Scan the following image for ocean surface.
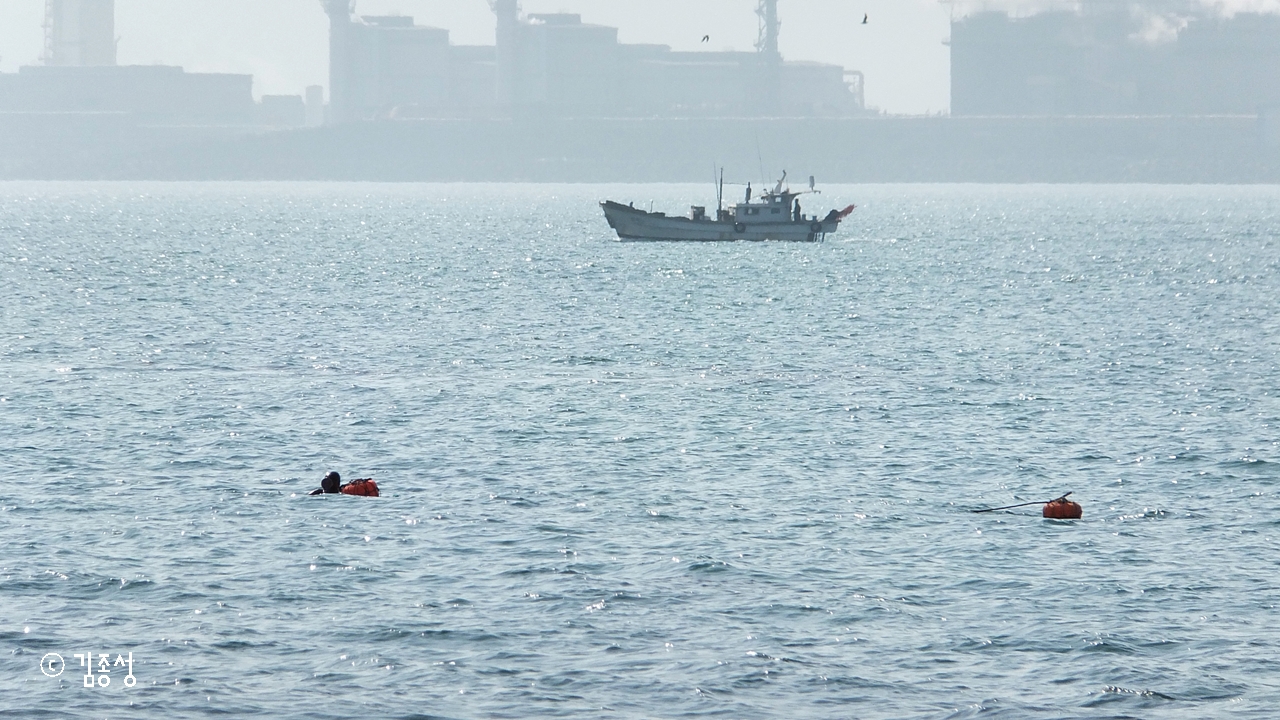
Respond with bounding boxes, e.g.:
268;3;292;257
2;182;1278;719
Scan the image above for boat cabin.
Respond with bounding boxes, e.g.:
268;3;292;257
683;173;821;226
733;190;806;223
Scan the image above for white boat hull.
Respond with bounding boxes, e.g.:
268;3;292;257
601;201;847;242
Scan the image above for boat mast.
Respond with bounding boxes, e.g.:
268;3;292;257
716;167;724;216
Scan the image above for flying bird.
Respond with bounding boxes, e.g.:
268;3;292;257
862;14;869;24
702;34;710;43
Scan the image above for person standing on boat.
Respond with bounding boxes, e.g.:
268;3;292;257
793;198;802;222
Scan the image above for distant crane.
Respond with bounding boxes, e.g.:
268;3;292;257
754;0;782;111
755;0;780;64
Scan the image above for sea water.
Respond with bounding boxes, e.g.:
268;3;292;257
2;182;1278;718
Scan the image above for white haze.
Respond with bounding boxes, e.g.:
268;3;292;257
2;0;1273;114
950;0;1280;15
0;0;951;115
1198;0;1280;15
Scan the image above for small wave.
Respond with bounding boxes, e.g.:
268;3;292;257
551;355;615;365
212;639;277;650
1101;685;1177;700
1083;639;1138;655
533;523;577;534
113;578;156;593
684;558;735;573
1116;509;1170;521
415;629;501;644
1220;457;1273;469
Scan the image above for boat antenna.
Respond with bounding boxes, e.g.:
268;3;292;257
717;166;724;214
713;163;718;211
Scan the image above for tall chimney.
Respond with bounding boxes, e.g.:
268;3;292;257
320;0;355;124
45;0;116;67
493;0;519;110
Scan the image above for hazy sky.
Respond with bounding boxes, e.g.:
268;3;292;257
0;1;953;114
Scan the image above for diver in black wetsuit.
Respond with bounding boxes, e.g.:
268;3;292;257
308;471;341;495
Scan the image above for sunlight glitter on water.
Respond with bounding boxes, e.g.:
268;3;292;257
2;182;1279;718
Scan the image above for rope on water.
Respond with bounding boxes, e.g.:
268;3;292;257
972;492;1072;513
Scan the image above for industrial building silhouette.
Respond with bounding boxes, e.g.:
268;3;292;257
3;1;864;126
952;5;1280;117
319;0;864;122
1;0;1279;181
1;0;259;124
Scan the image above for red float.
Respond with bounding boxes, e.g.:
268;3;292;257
1042;497;1082;519
340;478;380;497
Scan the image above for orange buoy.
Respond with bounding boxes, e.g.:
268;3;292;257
340;478;380;497
1043;497;1082;519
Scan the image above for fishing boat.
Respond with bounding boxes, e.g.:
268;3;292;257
600;172;855;242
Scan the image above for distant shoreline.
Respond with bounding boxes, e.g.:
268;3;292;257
3;114;1278;184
